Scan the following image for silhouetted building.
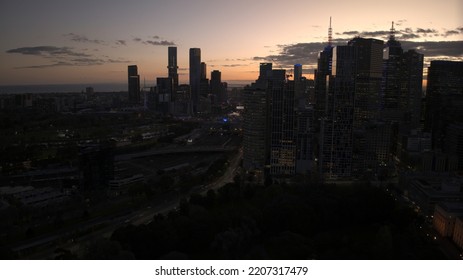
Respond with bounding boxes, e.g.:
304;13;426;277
314;18;334;121
296;103;314;174
156;77;173;115
382;23;424;132
425;60;463;149
79;144;114;191
269;70;296;176
189;48;201;114
243;63;273;173
211;70;226;105
294;64;303;99
243;85;269;172
244;63;314;177
167;46;179;92
201;62;207;80
128;65;141;105
446;123;463;171
319;37;385;179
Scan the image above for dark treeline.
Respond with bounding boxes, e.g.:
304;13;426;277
79;181;445;260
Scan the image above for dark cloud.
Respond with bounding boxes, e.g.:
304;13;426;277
144;40;175;46
340;31;359;36
6;46;90;57
395;20;407;26
220;64;248;68
6;45;132;68
401;41;463;58
445;30;460;36
15;62;73;69
399;33;420;40
416;28;438;34
361;30;390;37
64;33;105;44
132;36;176;46
116;40;127;46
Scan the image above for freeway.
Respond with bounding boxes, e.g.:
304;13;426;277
20;148;242;259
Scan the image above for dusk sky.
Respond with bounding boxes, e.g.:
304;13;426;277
1;0;462;85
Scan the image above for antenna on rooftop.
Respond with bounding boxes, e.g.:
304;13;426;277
390;21;396;40
328;17;333;46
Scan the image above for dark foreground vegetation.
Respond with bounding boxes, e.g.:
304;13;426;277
79;181;444;260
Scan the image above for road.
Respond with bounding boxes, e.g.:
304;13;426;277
22;148;243;259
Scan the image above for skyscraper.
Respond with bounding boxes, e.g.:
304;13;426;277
156;77;173;115
319;37;385;179
167;46;179;91
314;18;334;121
200;62;207;80
425;60;463;149
243;63;273;173
382;23;424;131
128;65;140;105
211;70;222;104
294;64;303;99
269;70;296;176
189;48;201;113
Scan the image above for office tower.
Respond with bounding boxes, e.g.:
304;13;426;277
348;37;383;129
314;18;334;121
318;37;385;179
294;64;303;99
381;23;404;122
167;46;179;91
156;77;173;115
320;45;356;179
401;50;424;130
296;103;314;174
382;23;424;131
446;123;463;171
201;62;207;80
425;61;463;149
243;86;269;172
258;63;273;83
269;70;296;176
128;65;140;105
243;63;273;173
211;70;222;104
189;48;201;113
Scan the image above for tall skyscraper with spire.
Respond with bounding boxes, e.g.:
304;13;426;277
314;17;334;121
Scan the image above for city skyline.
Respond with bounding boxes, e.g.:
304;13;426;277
1;0;462;85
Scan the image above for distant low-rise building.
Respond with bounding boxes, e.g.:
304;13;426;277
453;216;463;250
433;202;463;237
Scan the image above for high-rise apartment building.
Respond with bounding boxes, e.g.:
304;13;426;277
128;65;140;105
156;77;173;115
167;47;179;91
189;48;201;113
